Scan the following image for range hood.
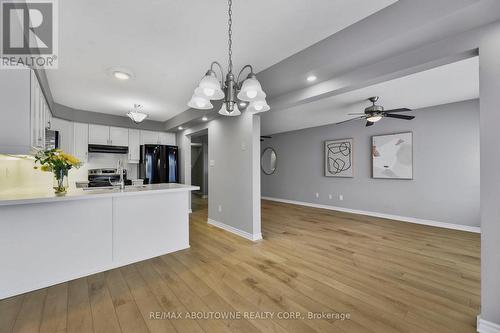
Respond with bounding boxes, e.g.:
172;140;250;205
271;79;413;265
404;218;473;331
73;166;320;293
88;144;129;154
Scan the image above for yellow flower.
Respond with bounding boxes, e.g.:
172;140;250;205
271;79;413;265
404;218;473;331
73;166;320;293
59;152;80;166
40;165;51;172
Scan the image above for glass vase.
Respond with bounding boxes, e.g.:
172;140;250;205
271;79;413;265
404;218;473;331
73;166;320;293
53;169;68;195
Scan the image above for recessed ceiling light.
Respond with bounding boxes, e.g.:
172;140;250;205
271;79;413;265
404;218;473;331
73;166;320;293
108;67;134;81
178;126;184;130
307;75;317;82
113;71;131;80
202;116;208;121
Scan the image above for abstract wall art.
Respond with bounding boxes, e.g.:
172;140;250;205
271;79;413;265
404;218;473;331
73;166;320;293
372;132;413;179
325;138;353;177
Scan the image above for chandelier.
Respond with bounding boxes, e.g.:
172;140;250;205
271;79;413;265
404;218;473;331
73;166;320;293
187;0;270;116
127;104;148;123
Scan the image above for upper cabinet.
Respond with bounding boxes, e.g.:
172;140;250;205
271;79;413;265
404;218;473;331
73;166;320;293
89;125;128;146
0;67;52;154
140;131;160;145
88;124;110;145
140;131;176;145
128;129;140;163
159;132;176;145
109;127;129;146
73;123;89;163
51;118;74;154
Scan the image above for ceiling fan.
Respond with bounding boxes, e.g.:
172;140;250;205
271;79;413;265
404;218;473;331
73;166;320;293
260;135;272;142
342;97;415;127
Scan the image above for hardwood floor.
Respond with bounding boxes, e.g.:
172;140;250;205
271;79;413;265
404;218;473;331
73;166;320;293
0;198;480;333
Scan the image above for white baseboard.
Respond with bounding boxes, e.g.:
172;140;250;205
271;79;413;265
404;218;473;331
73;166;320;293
478;316;500;333
262;196;480;233
207;218;262;241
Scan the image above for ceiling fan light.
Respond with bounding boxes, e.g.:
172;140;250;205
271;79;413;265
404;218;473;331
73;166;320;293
188;95;213;110
366;115;383;122
218;102;241;117
127;111;148;123
247;100;270;113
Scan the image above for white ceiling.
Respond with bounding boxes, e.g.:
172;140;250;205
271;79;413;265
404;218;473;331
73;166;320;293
261;56;479;135
46;0;397;121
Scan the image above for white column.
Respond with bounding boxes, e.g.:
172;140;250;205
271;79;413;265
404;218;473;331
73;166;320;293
479;22;500;328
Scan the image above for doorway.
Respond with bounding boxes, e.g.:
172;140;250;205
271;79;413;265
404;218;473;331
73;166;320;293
190;132;208;212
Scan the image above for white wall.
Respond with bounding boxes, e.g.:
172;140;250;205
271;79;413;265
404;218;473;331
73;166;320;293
261;100;480;227
479;22;500;327
0;153;137;195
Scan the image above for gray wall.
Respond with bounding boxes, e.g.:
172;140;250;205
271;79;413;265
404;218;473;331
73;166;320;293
479;22;500;326
261;100;480;227
208;111;261;236
176;112;261;237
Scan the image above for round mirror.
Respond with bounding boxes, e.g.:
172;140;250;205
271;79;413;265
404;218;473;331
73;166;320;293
261;147;277;175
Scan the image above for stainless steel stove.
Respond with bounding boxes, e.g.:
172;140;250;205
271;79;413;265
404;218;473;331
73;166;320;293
88;168;131;188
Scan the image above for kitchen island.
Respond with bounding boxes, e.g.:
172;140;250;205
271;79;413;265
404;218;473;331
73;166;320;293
0;183;199;299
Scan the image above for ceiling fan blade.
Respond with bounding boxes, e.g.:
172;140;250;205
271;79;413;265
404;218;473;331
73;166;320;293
336;116;365;125
347;113;365;115
385;113;415;120
366;121;374;127
384;108;412;113
260;136;272;139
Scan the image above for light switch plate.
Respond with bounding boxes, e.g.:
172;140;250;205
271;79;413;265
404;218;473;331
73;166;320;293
210;160;215;166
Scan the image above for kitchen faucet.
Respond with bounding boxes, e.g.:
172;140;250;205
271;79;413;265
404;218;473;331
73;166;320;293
117;160;125;190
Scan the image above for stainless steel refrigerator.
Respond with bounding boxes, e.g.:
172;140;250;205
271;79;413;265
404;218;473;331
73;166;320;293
139;145;179;184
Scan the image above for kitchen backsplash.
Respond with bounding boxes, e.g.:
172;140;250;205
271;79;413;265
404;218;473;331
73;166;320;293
0;153;138;194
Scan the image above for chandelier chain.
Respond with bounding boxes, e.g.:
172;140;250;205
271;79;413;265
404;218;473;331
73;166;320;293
227;0;233;73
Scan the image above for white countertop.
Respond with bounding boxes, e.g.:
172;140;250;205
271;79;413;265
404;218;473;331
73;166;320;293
0;183;200;206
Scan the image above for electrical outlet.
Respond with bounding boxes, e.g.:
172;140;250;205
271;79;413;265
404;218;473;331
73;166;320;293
315;192;319;199
328;194;332;200
210;160;215;167
241;142;247;151
218;205;222;213
339;194;344;201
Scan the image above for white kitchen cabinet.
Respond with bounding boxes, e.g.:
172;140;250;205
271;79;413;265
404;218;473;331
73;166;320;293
159;132;176;145
30;71;47;150
74;123;89;163
88;124;110;145
0;67;53;154
51;118;74;154
44;102;52;130
89;125;128;146
140;130;160;144
109;127;129;146
128;129;140;163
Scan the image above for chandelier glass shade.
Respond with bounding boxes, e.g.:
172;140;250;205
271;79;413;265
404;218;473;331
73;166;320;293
127;104;148;123
187;0;270;116
247;99;270;113
218;102;241;116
